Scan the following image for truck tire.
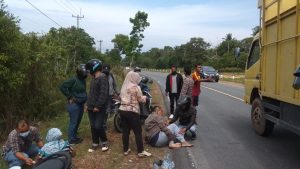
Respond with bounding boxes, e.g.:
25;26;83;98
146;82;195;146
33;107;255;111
251;98;274;136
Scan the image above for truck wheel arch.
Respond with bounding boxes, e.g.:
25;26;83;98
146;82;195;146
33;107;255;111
250;88;260;104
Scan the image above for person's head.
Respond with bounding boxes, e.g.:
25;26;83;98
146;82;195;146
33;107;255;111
178;96;192;111
16;120;30;137
184;66;191;76
76;64;88;80
127;71;141;85
153;106;164;116
102;64;111;75
171;65;177;74
46;128;63;142
195;64;201;73
85;59;103;75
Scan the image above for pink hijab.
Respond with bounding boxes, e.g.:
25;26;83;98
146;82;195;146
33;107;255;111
120;71;141;98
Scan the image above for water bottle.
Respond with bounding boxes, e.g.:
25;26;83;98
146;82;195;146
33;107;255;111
161;153;175;169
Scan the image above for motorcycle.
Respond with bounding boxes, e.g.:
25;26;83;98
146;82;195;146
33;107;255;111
114;76;153;133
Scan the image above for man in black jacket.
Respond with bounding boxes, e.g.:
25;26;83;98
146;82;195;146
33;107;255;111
86;59;109;153
165;65;183;115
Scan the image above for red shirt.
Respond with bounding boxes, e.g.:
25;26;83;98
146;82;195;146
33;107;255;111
192;71;201;96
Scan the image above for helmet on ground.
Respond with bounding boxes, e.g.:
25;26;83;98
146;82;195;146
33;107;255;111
86;59;102;74
178;96;192;110
76;64;88;79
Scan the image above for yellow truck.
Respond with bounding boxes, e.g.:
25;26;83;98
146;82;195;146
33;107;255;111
243;0;300;136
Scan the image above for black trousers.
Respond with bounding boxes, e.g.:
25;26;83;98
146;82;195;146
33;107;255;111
169;93;180;114
119;110;144;153
88;109;108;145
193;96;199;107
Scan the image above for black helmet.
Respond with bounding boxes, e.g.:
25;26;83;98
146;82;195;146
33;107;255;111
86;59;102;74
134;67;141;72
76;64;88;79
102;64;111;75
178;96;192;110
141;76;149;83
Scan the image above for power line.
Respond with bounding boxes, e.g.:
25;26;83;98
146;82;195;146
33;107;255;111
64;0;80;14
59;0;78;15
25;0;63;28
54;0;75;15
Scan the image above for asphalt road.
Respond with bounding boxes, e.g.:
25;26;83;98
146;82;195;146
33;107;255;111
143;71;300;169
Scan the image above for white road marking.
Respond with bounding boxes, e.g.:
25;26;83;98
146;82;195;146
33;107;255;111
202;85;244;102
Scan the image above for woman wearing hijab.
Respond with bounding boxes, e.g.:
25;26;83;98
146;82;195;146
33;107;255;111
118;71;152;158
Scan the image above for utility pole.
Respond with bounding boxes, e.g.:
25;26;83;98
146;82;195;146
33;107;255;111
97;40;103;53
72;9;84;29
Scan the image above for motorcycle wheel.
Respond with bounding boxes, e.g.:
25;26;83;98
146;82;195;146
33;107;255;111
114;112;123;133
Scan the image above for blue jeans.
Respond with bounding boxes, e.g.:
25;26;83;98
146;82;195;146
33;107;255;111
4;144;39;168
67;103;84;142
155;123;186;147
88;108;107;145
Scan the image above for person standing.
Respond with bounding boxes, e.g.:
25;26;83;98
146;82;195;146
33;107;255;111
85;59;109;152
192;64;209;107
2;120;44;169
102;64;119;130
59;64;88;145
119;71;152;158
180;66;194;98
165;65;183;115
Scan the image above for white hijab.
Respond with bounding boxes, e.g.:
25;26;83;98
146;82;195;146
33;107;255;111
120;71;141;99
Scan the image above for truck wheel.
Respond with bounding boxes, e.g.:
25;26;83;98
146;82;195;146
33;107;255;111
251;98;274;136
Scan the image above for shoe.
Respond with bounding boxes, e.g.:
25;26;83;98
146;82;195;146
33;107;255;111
124;149;131;156
88;144;99;153
138;150;152;158
101;144;109;152
69;138;83;145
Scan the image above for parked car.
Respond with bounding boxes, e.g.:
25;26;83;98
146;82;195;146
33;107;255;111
201;66;219;82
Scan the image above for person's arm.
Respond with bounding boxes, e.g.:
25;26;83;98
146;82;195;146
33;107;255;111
165;75;169;95
178;74;183;92
186;110;197;130
111;74;119;94
8;133;34;165
32;127;43;148
15;152;34;165
169;109;179;124
136;87;146;103
59;77;76;100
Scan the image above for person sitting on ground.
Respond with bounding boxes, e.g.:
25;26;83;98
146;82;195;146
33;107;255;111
169;96;197;140
2;120;44;169
145;106;193;148
38;128;75;159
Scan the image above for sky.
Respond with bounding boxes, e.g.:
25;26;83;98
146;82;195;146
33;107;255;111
5;0;260;51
